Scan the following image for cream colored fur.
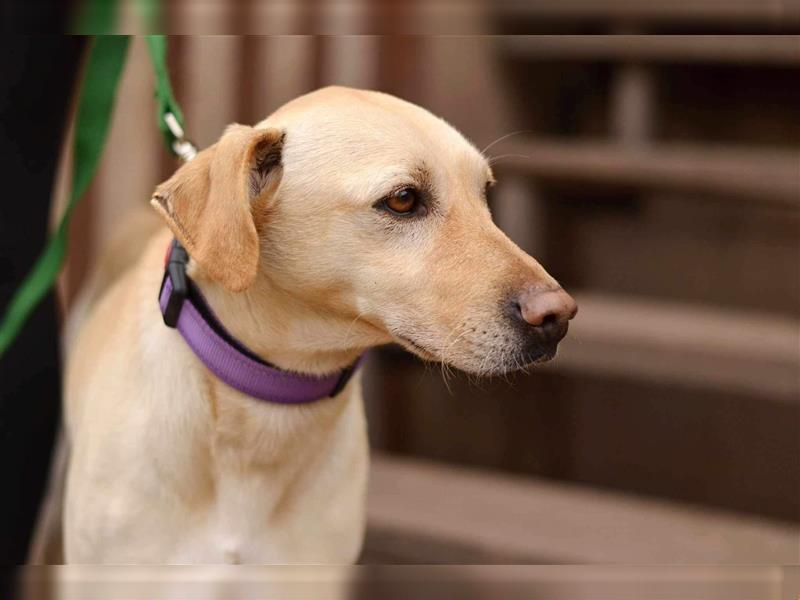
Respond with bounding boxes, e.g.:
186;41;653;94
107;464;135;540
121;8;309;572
61;87;568;563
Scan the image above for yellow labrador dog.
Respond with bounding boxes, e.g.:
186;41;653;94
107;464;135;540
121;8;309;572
62;86;576;563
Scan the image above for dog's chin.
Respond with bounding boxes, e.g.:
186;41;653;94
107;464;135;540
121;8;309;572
472;346;559;376
394;334;440;362
394;331;561;376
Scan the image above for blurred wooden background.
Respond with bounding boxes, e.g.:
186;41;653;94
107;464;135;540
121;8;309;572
57;2;800;563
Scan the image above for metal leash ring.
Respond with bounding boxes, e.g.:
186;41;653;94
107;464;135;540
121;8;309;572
164;112;198;162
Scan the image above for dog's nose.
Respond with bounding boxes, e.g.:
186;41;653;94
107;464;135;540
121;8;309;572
510;287;578;343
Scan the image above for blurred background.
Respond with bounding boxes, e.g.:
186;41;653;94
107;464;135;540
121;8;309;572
8;2;800;566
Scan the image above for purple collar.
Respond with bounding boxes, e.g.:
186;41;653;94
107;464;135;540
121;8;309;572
158;240;362;404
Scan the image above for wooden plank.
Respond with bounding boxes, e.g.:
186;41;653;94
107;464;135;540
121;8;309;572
495;1;799;24
366;453;800;563
14;564;787;599
501;35;800;65
492;140;800;206
550;293;799;401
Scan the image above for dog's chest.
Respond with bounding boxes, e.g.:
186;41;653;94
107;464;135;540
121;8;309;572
185;448;366;564
182;388;369;564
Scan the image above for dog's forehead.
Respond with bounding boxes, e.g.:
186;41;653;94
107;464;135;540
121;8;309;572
259;87;488;175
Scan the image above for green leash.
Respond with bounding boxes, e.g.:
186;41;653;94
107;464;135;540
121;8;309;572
145;35;188;151
0;34;186;357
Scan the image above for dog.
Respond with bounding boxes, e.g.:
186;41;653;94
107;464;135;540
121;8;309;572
60;86;577;563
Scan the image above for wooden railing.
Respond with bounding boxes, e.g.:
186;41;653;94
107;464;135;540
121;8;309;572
493;140;800;207
501;35;800;65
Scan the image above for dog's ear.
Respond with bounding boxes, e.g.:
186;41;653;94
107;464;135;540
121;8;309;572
151;124;284;292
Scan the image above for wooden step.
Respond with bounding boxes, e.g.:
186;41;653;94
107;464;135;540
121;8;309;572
365;453;800;563
549;293;799;401
492;139;800;206
493;0;799;24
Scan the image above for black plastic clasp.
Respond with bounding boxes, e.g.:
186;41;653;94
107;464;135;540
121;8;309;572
160;239;189;328
329;363;357;397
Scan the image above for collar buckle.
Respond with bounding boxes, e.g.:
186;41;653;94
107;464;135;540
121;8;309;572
160;240;189;328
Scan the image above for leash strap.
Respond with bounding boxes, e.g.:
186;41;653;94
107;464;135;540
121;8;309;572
0;36;131;357
0;34;187;357
145;35;188;152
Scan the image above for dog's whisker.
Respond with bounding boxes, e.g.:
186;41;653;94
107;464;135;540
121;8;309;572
487;152;533;167
438;323;469;394
480;129;533;156
340;311;366;347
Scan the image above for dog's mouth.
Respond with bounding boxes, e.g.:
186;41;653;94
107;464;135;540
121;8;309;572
527;345;558;365
515;335;562;368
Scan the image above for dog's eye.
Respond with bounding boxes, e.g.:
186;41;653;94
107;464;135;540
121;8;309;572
383;187;420;216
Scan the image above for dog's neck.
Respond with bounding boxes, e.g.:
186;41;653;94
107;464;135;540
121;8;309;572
168;262;378;469
188;264;390;376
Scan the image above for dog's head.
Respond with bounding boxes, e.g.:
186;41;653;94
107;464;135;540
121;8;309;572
152;86;576;376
